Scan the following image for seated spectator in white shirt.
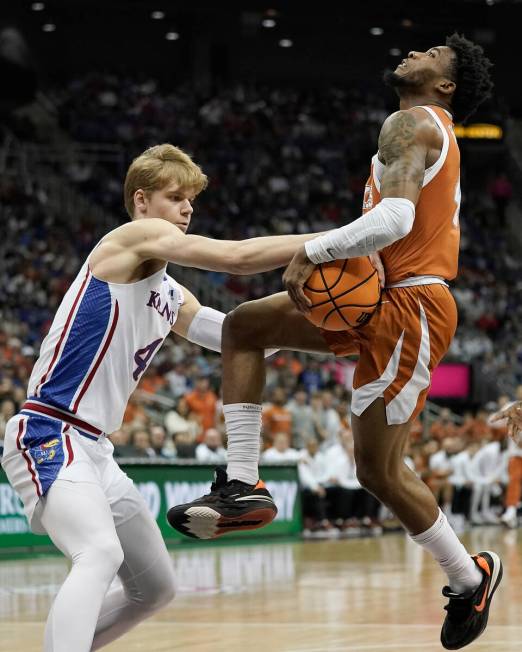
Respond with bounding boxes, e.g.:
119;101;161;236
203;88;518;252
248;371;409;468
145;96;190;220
428;436;455;516
468;436;509;524
195;428;227;463
323;428;381;527
286;390;315;449
261;432;301;463
298;438;329;531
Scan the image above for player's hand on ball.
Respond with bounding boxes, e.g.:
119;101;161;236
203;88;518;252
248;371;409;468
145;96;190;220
489;401;522;442
283;246;315;313
369;251;385;288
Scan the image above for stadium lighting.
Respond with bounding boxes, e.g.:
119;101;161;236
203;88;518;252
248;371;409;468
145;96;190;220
485;0;495;5
262;18;276;28
165;31;179;41
370;27;384;36
31;2;45;10
401;18;413;28
42;23;56;32
151;11;165;20
279;38;293;48
389;48;402;56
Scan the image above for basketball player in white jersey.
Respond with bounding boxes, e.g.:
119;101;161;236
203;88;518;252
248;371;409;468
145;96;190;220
1;144;323;651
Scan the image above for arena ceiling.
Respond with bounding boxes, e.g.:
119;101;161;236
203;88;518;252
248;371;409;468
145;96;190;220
1;0;520;108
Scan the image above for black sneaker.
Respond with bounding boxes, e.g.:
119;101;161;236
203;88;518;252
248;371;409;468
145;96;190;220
166;467;278;540
441;551;503;650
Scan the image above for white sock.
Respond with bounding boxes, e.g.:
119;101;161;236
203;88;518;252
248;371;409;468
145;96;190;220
224;403;262;485
410;509;483;594
503;506;516;519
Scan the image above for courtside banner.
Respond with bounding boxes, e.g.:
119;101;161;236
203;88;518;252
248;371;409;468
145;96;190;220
0;463;302;552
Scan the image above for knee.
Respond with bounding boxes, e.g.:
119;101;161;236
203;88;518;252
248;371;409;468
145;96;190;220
223;302;269;349
151;567;176;610
82;539;124;579
355;453;400;500
137;563;176;612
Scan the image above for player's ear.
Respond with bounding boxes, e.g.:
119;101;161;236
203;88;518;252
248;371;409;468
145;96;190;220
134;189;147;214
437;78;456;97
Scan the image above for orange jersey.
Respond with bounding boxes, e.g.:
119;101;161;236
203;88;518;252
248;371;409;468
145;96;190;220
363;105;460;284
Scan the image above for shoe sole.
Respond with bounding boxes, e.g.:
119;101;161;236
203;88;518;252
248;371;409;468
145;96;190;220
168;505;277;540
475;551;503;640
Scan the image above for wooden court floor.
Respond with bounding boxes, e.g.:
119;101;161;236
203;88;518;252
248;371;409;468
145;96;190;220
0;527;520;651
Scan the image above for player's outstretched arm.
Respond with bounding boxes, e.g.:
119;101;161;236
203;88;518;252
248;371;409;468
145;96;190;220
140;218;320;274
95;218;320;278
283;109;434;312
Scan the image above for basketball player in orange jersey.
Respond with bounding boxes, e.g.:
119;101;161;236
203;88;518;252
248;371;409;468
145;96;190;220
168;34;500;649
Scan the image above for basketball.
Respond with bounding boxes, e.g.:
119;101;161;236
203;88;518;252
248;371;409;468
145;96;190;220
303;257;381;331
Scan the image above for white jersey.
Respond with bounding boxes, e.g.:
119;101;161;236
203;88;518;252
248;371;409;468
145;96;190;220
25;257;184;435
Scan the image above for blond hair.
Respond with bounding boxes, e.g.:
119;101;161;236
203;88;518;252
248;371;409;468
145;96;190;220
123;144;208;218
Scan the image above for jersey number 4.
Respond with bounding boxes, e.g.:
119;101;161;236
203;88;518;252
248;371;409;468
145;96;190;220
133;339;162;381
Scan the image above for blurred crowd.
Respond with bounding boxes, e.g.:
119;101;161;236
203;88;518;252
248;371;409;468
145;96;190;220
1;319;521;536
6;74;522;394
1;75;522;536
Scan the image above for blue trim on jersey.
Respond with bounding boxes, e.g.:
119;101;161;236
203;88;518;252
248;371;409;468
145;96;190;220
22;416;65;495
38;276;113;411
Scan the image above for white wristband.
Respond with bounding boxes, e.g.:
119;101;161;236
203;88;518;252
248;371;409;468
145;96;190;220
305;197;415;264
186;306;225;353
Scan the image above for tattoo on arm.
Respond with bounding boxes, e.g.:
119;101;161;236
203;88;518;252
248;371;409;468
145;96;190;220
378;111;427;200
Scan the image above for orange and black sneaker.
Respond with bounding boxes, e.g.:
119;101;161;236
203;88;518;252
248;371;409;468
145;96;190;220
441;551;503;650
166;467;278;540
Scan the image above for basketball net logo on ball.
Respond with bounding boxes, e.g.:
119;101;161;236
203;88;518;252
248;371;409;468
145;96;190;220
303;257;381;331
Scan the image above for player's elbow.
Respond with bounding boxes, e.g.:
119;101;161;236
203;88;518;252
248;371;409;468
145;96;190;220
381;197;415;244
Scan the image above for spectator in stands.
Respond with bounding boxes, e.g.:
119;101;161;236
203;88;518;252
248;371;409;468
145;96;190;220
123;392;151;428
130;428;155;458
195;428;227;463
446;437;474;525
336;399;351;430
323;428;381;534
501;438;522;529
166;362;189;399
310;391;341;450
165;396;201;441
298;438;330;536
286;389;315;448
428;437;455;516
110;428;135;458
298;359;325;394
262;387;292;447
261;432;300;463
185;376;218;437
0;398;16;436
173;431;198;459
468;435;509;524
150;425;173;458
430;408;458;441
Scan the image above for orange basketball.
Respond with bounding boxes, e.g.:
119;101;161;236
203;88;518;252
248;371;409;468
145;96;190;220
303;257;381;331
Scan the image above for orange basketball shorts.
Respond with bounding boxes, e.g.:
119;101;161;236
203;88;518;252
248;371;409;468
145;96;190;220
322;283;458;425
